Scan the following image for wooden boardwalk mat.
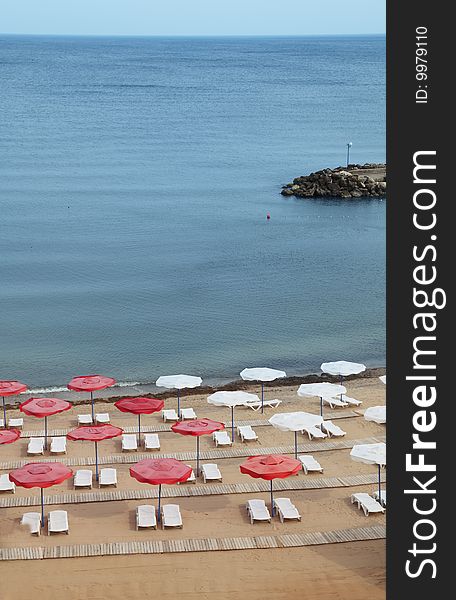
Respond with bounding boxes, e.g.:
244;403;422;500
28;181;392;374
0;472;386;508
0;525;385;561
0;435;385;471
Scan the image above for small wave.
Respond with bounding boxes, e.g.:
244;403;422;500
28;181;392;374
22;385;69;395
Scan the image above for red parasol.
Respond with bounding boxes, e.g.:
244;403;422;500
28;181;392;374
130;458;192;520
0;429;21;445
67;375;116;420
240;454;301;515
114;397;164;438
0;380;27;425
9;462;73;527
67;424;123;480
171;418;224;476
20;397;72;449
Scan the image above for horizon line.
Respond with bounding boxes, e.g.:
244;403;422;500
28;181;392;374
0;32;385;38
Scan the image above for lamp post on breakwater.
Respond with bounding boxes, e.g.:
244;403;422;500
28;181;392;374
346;142;352;167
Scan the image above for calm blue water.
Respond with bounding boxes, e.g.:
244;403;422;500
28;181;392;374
0;35;385;389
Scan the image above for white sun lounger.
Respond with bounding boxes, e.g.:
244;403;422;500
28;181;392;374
0;473;15;493
8;418;23;429
245;399;282;411
351;493;385;516
321;421;346;437
50;436;67;454
122;433;138;452
21;512;41;535
162;409;179;422
0;418;4;428
213;431;232;447
322;397;348;409
144;433;160;450
238;425;258;442
48;510;69;535
95;413;110;424
161;504;183;529
74;469;93;489
99;468;117;487
373;490;387;507
177;467;196;484
202;463;222;483
136;505;157;530
27;437;45;455
78;414;93;425
180;408;197;420
299;455;323;474
340;395;362;406
273;498;301;522
302;426;327;441
246;499;271;524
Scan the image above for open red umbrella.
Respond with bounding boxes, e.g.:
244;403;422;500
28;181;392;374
67;424;123;481
67;375;116;421
240;454;301;515
130;458;192;521
114;397;164;439
171;418;224;476
20;397;72;449
9;462;73;527
0;429;21;445
0;380;27;425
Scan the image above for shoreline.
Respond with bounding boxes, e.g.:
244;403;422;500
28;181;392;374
7;365;386;407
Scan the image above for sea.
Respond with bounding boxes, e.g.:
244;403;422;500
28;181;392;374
0;35;385;393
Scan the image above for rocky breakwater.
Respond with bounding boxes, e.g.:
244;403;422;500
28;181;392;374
281;163;386;199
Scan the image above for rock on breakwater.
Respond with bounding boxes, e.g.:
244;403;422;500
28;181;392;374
281;163;386;199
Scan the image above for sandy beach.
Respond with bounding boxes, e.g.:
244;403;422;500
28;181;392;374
1;374;386;599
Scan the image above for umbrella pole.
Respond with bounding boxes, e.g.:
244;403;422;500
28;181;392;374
270;480;274;516
177;390;180;418
320;397;323;418
2;396;6;426
91;392;94;421
231;406;235;441
40;488;45;528
340;375;344;401
157;483;162;523
196;436;200;477
378;464;382;502
294;431;298;459
261;383;264;414
138;414;141;442
95;441;99;481
44;416;48;450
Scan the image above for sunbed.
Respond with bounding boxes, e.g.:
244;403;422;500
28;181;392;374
237;425;258;442
299;455;323;474
201;463;222;483
0;419;4;428
321;420;346;437
213;431;232;447
161;504;183;529
99;468;117;487
144;433;160;450
302;426;327;441
273;497;301;522
245;399;282;411
351;493;385;516
27;437;45;455
162;409;179;422
0;473;15;493
373;490;387;507
177;467;196;484
339;395;362;406
122;433;138;452
95;413;110;424
50;436;67;454
48;510;69;535
74;469;93;489
136;505;157;530
21;512;41;535
322;397;348;409
180;408;197;420
246;499;271;524
78;414;93;425
8;418;23;429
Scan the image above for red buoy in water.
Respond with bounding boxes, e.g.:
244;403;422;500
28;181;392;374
267;212;271;220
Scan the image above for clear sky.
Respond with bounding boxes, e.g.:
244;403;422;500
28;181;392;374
1;0;385;36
